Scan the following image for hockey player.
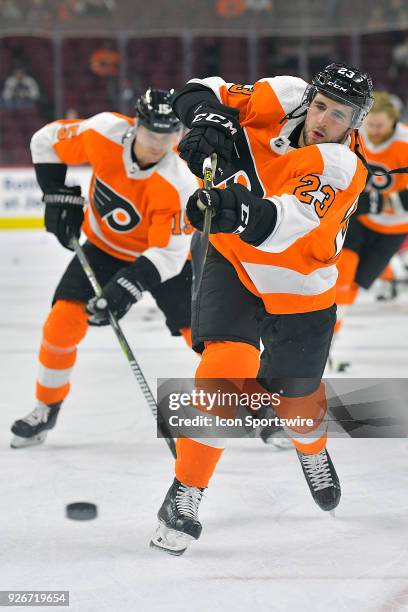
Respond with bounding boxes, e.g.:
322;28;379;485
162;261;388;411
332;91;408;371
10;88;198;448
150;63;373;555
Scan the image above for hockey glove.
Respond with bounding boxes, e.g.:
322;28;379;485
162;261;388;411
186;183;277;246
178;102;240;178
356;190;384;215
85;256;161;326
43;185;85;251
86;271;144;326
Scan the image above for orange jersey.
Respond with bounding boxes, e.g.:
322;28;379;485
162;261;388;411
30;112;199;281
188;76;367;313
358;122;408;234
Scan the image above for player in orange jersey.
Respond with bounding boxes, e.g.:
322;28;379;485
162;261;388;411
10;89;199;449
331;91;408;371
150;63;373;555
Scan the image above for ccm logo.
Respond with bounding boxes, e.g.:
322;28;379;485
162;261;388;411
192;112;238;135
233;202;250;234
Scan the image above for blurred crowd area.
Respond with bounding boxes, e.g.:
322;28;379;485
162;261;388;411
1;0;408;34
0;5;408;164
0;0;117;23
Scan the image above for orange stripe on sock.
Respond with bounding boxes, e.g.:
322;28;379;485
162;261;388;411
291;432;328;454
175;438;224;488
36;381;70;404
39;345;77;369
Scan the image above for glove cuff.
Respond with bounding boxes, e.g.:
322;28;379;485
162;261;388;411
122;255;161;292
228;184;278;246
43;193;84;207
115;277;144;302
43;186;84;207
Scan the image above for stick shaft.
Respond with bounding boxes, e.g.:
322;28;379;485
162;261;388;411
71;237;176;458
192;153;217;300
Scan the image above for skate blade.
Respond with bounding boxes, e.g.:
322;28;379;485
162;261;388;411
10;431;47;449
149;521;195;556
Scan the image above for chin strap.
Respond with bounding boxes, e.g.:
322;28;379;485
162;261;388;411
279;103;307;125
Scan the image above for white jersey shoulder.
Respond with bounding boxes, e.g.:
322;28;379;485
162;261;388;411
78;112;131;145
30;112;131;164
316;143;358;191
258;75;308;116
187;76;234;103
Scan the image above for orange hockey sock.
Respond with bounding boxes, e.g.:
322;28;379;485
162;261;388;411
380;264;394;282
275;384;328;454
175;438;224;488
336;248;360;307
175;341;260;487
335;248;360;334
36;300;88;405
196;341;260;378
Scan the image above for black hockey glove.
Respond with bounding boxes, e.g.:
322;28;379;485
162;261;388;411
178;102;240;178
43;185;85;251
186;183;277;246
356;190;384;215
85;256;161;326
86;272;144;326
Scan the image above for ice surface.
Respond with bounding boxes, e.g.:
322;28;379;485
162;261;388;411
1;233;407;612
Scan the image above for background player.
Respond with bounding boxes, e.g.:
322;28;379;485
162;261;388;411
150;63;373;555
10;88;198;449
332;91;408;371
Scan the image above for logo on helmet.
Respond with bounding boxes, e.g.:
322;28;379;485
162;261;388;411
327;81;348;93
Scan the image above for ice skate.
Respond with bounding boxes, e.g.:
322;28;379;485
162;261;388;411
150;478;204;555
10;402;61;449
297;448;341;511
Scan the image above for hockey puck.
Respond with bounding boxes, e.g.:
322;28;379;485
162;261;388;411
66;502;97;521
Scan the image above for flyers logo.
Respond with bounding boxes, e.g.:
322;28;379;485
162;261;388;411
228;84;254;96
293;174;335;218
93;177;141;232
366;163;394;192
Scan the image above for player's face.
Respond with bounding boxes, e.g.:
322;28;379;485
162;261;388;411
134;124;181;166
364;112;395;145
303;93;354;146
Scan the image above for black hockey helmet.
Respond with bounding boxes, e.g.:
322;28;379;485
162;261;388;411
135;88;181;133
302;63;374;128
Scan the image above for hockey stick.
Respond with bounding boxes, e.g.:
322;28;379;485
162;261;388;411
192;153;217;300
70;236;177;458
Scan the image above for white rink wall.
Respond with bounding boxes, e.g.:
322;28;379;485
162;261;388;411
0;167;92;226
